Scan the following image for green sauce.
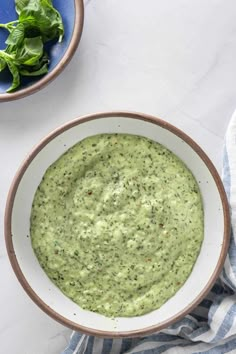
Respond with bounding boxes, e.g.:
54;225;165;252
31;134;204;317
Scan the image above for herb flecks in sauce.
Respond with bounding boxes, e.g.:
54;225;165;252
31;134;204;317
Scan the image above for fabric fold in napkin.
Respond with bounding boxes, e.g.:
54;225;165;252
62;113;236;354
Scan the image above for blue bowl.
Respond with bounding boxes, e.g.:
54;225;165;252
0;0;84;101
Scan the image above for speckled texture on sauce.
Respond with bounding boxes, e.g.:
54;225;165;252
31;134;204;317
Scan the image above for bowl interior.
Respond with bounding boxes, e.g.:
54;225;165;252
9;115;227;335
0;0;76;93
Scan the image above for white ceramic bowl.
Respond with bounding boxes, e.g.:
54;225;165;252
5;112;230;337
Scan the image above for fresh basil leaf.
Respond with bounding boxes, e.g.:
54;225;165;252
19;0;64;42
40;0;64;42
19;50;49;75
16;36;43;65
6;60;20;92
5;23;25;51
20;61;48;76
15;0;31;15
0;56;7;71
0;49;15;61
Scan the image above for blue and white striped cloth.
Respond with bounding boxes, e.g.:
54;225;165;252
62;114;236;354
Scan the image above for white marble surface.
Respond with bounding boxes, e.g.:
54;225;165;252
1;0;236;353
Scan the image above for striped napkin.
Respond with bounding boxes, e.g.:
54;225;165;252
62;114;236;354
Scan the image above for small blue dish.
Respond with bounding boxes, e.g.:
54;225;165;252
0;0;84;101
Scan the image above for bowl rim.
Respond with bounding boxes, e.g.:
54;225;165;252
4;111;231;338
0;0;84;102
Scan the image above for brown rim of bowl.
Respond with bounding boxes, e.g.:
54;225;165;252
4;111;231;338
0;0;84;102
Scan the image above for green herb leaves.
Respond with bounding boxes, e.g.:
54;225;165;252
17;0;64;42
0;0;64;92
15;0;31;14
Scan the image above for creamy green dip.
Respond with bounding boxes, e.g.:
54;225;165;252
31;134;204;317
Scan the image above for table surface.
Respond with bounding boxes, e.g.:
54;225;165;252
1;1;236;353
